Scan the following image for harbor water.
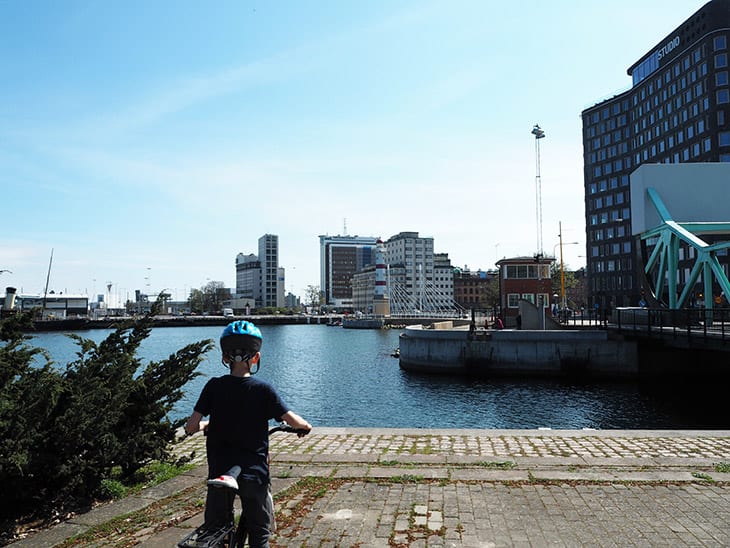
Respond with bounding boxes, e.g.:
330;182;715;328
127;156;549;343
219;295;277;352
28;324;728;429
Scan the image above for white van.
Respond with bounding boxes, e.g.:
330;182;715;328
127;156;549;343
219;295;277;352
223;308;234;317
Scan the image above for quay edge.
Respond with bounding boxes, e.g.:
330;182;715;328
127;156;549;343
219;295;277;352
398;324;639;379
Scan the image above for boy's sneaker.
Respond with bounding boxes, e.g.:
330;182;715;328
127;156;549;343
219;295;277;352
207;474;239;490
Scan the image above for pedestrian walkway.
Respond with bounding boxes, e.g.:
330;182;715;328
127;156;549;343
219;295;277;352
12;428;730;547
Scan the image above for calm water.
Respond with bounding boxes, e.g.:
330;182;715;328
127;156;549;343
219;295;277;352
28;324;728;429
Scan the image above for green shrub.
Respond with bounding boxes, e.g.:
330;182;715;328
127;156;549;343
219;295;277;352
0;301;213;534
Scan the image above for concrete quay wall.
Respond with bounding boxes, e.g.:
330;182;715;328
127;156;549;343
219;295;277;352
399;325;638;378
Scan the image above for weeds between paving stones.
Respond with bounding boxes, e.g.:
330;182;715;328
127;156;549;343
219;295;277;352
271;477;345;546
56;483;207;548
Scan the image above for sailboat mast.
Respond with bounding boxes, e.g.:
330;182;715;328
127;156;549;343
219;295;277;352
42;248;54;317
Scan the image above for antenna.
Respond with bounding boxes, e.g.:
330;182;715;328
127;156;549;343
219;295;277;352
343;218;348;236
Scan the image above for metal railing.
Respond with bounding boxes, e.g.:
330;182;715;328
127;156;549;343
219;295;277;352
613;307;730;346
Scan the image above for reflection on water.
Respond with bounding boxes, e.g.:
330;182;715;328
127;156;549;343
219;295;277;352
29;324;729;429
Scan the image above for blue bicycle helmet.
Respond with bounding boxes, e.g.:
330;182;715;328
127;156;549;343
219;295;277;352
220;320;262;362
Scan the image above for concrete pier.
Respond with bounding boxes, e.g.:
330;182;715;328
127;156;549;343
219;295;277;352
399;324;639;378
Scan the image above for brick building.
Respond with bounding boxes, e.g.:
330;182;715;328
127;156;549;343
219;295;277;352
496;256;554;321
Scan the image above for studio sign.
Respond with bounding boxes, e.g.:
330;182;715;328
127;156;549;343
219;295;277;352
657;36;680;61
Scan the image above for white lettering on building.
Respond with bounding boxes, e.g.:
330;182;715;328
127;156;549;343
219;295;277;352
657;36;680;61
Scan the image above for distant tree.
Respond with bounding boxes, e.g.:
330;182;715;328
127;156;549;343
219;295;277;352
188;288;204;313
202;281;228;314
479;277;501;310
551;263;580;309
188;281;229;314
304;285;323;309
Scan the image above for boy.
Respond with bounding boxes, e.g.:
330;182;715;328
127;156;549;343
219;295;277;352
185;320;311;548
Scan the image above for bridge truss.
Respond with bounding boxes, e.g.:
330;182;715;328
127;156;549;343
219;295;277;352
640;187;730;312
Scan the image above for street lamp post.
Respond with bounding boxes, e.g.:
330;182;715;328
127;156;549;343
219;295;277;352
554;222;580;311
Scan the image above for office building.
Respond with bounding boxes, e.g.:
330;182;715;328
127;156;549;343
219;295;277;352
235;234;284;309
582;0;730;308
235;253;261;304
319;234;378;308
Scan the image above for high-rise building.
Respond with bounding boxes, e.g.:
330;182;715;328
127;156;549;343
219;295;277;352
235;234;284;308
582;0;730;309
319;234;378;308
259;234;283;308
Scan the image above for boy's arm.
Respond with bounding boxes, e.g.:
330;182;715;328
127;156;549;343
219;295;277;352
184;411;209;435
280;410;312;434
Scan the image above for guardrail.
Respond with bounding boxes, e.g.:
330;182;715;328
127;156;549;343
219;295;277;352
613;307;730;347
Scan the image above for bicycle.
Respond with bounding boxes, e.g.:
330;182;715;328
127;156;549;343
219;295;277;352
177;423;309;548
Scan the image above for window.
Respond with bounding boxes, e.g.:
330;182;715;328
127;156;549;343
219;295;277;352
507;294;520;308
717;71;729;86
715;53;728;68
720;132;730;146
718;90;730;104
715;36;728;51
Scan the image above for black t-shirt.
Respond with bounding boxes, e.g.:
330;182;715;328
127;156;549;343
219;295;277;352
194;375;289;484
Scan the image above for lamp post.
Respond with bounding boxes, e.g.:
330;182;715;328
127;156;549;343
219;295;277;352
555;221;580;311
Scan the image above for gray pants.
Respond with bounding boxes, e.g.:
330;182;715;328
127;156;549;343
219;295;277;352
204;480;274;548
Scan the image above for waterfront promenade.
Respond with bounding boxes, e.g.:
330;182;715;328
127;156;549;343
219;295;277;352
12;428;730;547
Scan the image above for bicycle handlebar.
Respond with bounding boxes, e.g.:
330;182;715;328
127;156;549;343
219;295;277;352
269;423;310;436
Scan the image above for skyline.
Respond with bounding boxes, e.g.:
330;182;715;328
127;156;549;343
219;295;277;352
1;0;707;300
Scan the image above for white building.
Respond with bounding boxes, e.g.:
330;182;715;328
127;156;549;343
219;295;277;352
235;234;285;309
383;231;434;311
3;288;89;319
351;232;458;315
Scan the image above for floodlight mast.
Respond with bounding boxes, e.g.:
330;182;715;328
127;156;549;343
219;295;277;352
531;124;545;258
532;124;546;329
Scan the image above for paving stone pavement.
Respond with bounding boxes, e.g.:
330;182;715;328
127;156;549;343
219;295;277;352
11;428;730;547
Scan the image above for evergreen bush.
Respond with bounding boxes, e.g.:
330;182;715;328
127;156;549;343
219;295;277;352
0;303;213;537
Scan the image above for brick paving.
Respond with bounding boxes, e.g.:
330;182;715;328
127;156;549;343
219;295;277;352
12;428;730;547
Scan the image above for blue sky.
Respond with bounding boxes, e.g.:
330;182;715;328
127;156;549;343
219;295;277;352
1;0;707;303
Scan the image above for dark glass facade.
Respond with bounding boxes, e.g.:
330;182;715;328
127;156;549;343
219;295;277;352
582;0;730;309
